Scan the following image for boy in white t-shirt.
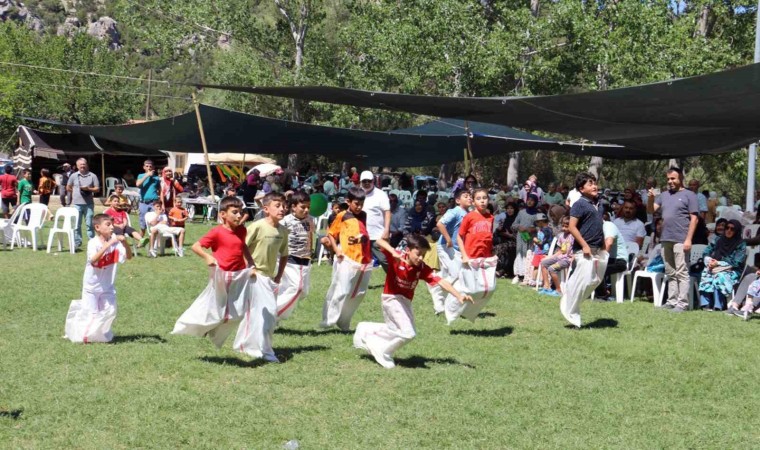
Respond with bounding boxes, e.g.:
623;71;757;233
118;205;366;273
64;213;133;343
147;200;186;257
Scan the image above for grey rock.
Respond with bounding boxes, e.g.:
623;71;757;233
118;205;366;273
87;16;121;49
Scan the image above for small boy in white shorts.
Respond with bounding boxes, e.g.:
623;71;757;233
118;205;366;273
148;200;186;257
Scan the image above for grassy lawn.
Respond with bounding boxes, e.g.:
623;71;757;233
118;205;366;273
1;220;759;448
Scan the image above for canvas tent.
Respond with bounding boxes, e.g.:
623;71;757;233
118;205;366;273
194;62;760;157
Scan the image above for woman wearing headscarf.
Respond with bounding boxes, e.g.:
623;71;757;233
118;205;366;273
697;219;746;311
511;194;539;283
709;218;727;245
494;202;518;278
404;199;436;237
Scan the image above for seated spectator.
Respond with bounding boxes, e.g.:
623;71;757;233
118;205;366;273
104;197;142;242
389;193;407;247
698;219;745;311
147;200;186;257
494;202;518;279
524;213;552;286
613;200;646;247
709;218;727;245
404;199;436;237
595;212;629;299
727;270;760;320
539;215;574;296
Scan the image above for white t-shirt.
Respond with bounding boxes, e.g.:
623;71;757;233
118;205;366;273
612;217;646;245
567;189;581;207
83;237;126;293
362;187;390;240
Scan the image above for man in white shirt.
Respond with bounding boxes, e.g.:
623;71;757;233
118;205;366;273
612;200;646;248
360;170;391;272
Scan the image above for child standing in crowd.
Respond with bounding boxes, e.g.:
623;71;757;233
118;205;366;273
37;168;56;207
17;169;33;221
276;191;314;321
106;183;129;208
65;214;132;343
240;192;289;362
539;216;574;296
173;196;258;354
147;200;186;257
322;187;372;330
431;189;472;314
560;173;607;327
524;213;553;287
168;197;189;230
354;234;472;369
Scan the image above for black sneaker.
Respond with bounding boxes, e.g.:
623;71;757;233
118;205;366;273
662;303;675;310
725;307;738;316
669;306;687;313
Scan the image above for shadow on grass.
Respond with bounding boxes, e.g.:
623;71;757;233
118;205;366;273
276;327;353;336
450;326;513;337
199;345;329;367
565;318;619;330
112;334;167;344
361;354;475;369
368;284;385;290
0;409;22;420
477;312;496;318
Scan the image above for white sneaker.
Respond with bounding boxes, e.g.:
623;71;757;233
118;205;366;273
177;247;184;257
148;249;157;258
512;276;520;285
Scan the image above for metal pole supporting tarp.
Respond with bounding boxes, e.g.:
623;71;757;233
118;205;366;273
192;93;215;198
747;0;760;212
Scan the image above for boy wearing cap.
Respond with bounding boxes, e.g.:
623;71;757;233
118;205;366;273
359;170;391;272
525;213;553;286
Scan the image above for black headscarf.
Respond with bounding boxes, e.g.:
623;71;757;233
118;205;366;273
714;218;728;236
525;194;539;215
500;203;518;232
711;219;743;261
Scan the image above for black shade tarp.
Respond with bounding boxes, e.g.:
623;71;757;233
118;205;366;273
195;62;760;156
22;104;627;167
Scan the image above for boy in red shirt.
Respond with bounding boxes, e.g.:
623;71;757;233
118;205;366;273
172;196;258;354
104;198;142;242
354;234;472;369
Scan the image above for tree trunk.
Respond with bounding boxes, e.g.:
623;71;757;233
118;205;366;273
695;5;714;38
530;0;540;17
438;163;453;189
507;152;520;188
588;156;603;179
668;158;679;168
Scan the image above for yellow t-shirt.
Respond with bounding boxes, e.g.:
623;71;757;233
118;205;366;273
245;220;289;278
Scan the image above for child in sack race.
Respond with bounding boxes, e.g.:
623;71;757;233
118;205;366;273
276;191;314;321
64;214;132;343
354;234;473;369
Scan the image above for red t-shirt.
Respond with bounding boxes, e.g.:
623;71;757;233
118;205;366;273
458;210;494;259
382;249;440;300
104;207;128;227
0;174;18;199
350;172;360;184
197;225;248;271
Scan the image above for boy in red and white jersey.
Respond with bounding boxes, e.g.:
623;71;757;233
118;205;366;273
354;234;472;369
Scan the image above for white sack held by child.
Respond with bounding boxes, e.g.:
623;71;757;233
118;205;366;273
233;273;278;360
321;257;372;330
560;250;609;328
429;246;463;314
276;263;311;321
64;294;118;343
445;256;498;324
172;267;251;349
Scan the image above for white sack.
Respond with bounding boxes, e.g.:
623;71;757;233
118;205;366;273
64;292;117;343
276;263;311;321
560;250;609;328
172;267;251;349
233;273;278;359
430;246;462;313
321;257;372;330
445;256;498;324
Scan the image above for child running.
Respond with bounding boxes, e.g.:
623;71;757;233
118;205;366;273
560;172;607;327
445;188;498;324
321;187;372;330
239;192;289;362
64;214;133;343
431;189;472;314
173;196;257;354
276;191;314;321
354;234;472;368
539;216;574;296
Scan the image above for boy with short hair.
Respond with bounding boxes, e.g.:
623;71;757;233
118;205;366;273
539;216;574;296
17;169;33;221
168;196;189;229
104;197;142;242
105;183;129;209
354;234;472;368
430;189;472;314
147;200;186;257
560;172;608;327
237;192;289;362
321;187;373;330
173;196;260;354
524;213;553;286
65;214;133;343
276;191;314;320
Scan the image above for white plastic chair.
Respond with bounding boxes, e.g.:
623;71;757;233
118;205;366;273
10;203;49;251
104;177;119;198
744;224;760;239
315;210;331;266
53;173;64;195
0;206;24;249
145;211;178;256
610;242;639;303
688;244;708;310
46;207;79;254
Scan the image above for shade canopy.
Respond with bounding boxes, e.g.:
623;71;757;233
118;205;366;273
195;62;760;157
23;104;626;166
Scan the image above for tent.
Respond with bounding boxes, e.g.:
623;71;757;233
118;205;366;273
194;62;760;157
22;105;625;167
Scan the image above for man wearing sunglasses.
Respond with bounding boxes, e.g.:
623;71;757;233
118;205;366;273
360;170;391;272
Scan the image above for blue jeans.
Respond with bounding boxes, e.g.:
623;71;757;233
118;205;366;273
74;203;94;246
138;202;155;230
699;291;727;311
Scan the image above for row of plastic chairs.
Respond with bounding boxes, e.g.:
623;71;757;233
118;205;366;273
0;204;78;253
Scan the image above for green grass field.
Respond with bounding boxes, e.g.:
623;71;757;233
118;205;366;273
2;221;759;448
